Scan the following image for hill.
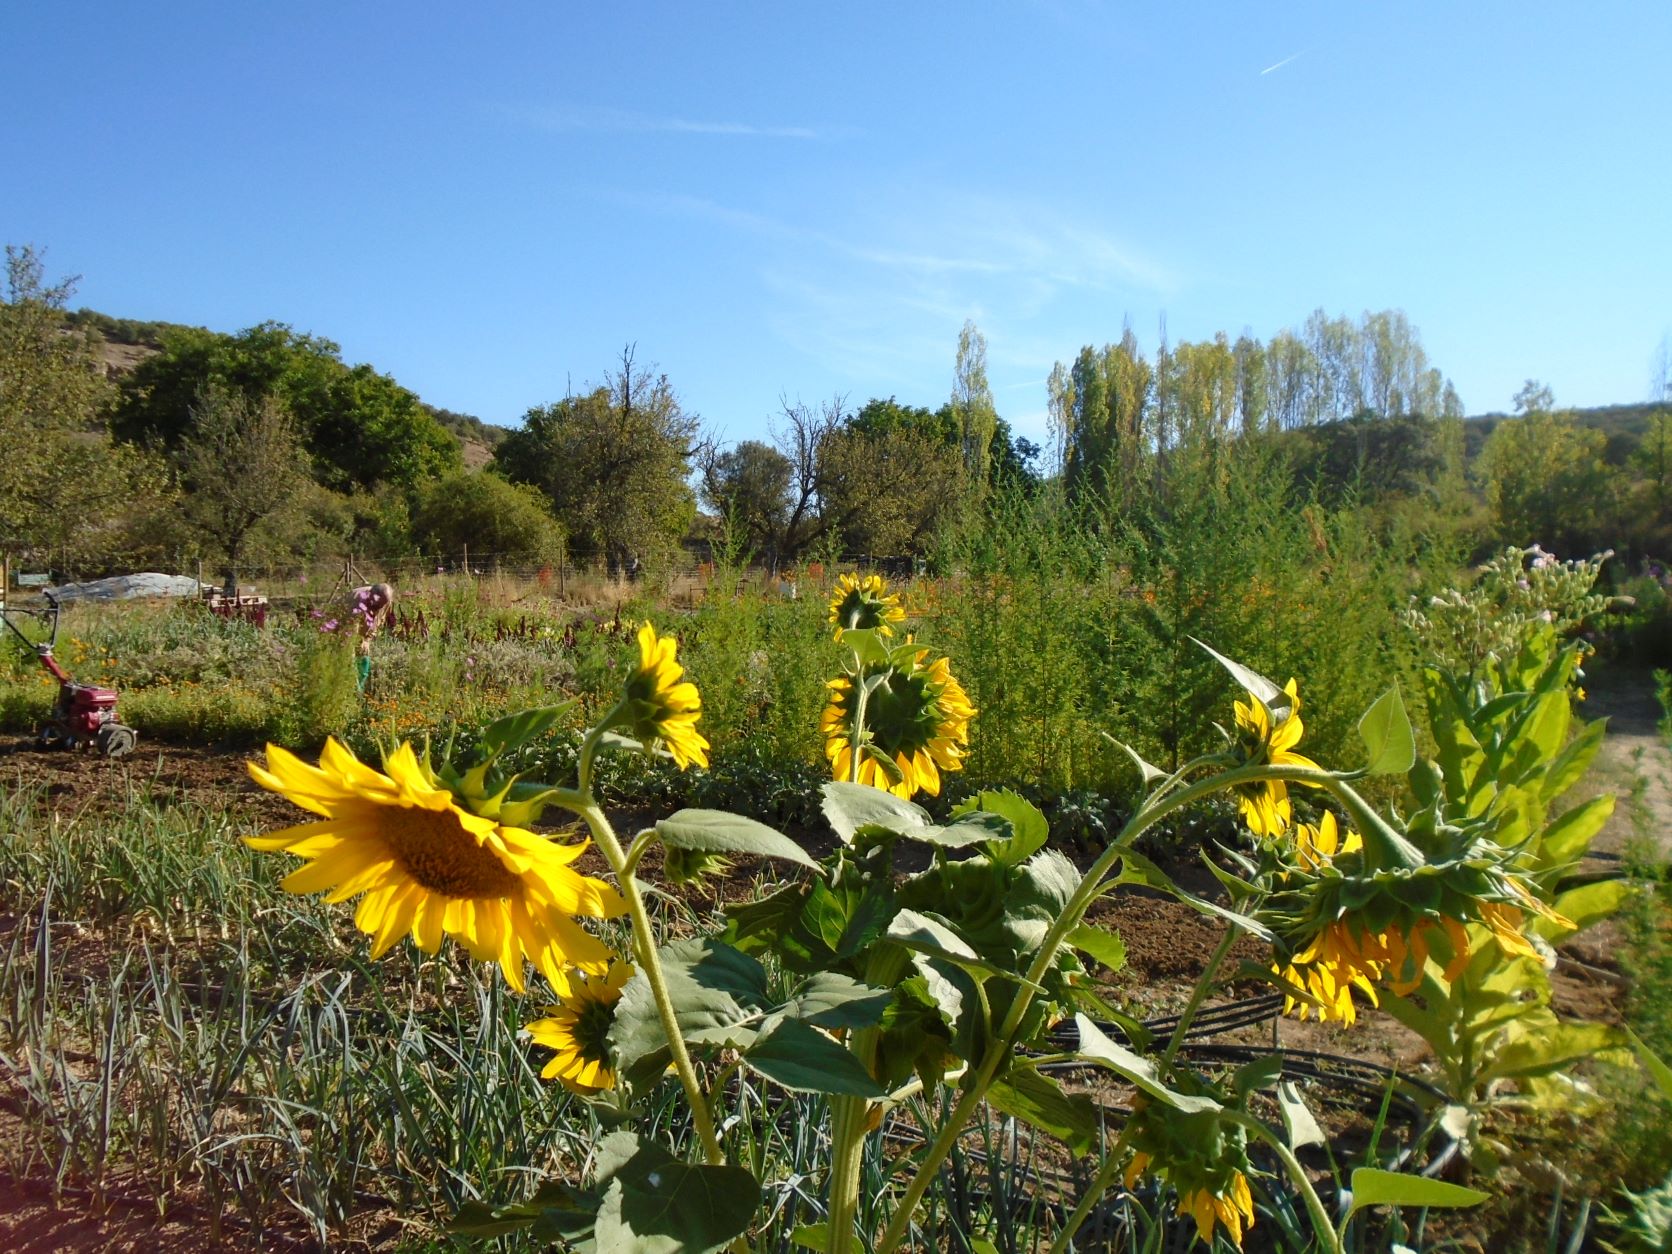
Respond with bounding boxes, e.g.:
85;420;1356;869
65;307;506;469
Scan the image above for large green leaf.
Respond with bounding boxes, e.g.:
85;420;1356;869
953;788;1050;866
1277;1080;1326;1149
1072;1015;1220;1114
450;1180;598;1240
1358;686;1415;776
656;809;819;871
886;909;1013;980
608;940;769;1070
1538;794;1615;868
784;971;894;1029
986;1066;1098;1156
1481;1020;1625;1085
592;1131;761;1253
1542;718;1606;803
1542;878;1631;937
480;702;576;755
1066;923;1127;973
1345;1168;1487;1222
822;782;934;844
743;1018;885;1097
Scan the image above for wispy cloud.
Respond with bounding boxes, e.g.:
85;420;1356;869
506;104;839;140
1259;50;1305;76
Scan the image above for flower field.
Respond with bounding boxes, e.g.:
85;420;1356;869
0;553;1669;1253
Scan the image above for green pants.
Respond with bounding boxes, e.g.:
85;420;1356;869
356;655;371;692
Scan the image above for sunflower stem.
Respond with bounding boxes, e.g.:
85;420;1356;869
1226;1111;1343;1254
1160;924;1241;1071
825;1094;869;1254
1046;1129;1132;1254
574;798;728;1169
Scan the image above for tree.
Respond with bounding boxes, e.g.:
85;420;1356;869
178;383;307;578
1479;407;1609;551
951;321;997;490
1512;379;1556;417
0;245;119;549
495;347;699;569
699;440;792;564
412;470;565;564
114;321;460;492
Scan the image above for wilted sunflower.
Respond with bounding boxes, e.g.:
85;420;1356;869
527;961;633;1093
620;622;709;769
826;572;906;639
1232;677;1320;838
822;647;975;798
1124;1100;1257;1249
247;738;624;991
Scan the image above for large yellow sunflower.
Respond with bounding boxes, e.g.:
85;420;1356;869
826;572;906;639
247;738;625;992
821;648;975;798
527;961;633;1093
1233;677;1320;839
621;622;709;770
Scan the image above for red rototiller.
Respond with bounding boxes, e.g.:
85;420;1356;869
1;591;138;758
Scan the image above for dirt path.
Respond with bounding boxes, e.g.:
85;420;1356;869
1570;662;1672;863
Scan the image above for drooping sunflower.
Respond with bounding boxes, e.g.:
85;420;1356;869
620;622;709;770
1123;1099;1257;1249
527;960;633;1093
821;647;975;798
247;738;625;992
826;572;906;639
1232;678;1320;839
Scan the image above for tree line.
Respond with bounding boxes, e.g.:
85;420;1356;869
3;241;1668;582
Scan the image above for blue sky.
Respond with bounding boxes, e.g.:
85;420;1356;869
4;3;1669;449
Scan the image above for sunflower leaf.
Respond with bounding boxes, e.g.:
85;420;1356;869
1358;686;1415;776
1071;1014;1221;1114
608;940;769;1071
742;1018;885;1096
1344;1168;1488;1222
822;782;935;844
784;972;894;1029
480;703;576;756
952;788;1049;866
986;1065;1098;1156
1192;638;1284;709
593;1130;761;1253
656;810;819;870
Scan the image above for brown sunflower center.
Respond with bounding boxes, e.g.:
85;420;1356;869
385;806;521;898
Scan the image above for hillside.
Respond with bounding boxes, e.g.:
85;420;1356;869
65;306;507;470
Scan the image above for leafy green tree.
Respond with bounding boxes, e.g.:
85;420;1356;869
495;348;699;569
699;440;792;564
1479;404;1610;551
178;382;307;578
114;322;459;492
951;321;997;490
0;247;113;543
412;470;565;565
815;420;963;557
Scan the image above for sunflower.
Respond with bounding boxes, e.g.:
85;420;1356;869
247;738;625;992
821;648;975;798
1232;678;1320;838
527;961;633;1093
620;622;709;769
826;572;906;639
1123;1136;1257;1250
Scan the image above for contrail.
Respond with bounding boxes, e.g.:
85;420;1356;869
1260;51;1303;75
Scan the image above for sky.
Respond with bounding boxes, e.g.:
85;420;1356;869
3;3;1669;450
